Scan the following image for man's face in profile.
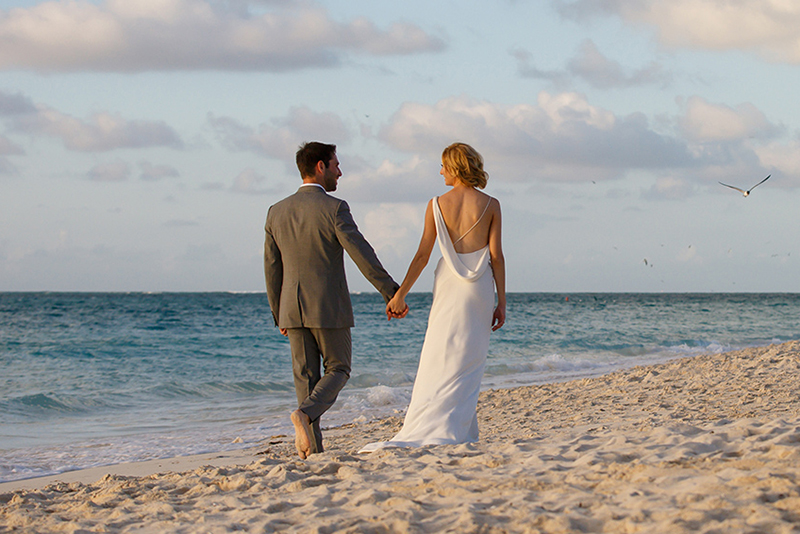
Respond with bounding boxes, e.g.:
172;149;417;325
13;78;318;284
322;154;342;192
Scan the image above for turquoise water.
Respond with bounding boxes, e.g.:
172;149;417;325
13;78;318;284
1;292;798;482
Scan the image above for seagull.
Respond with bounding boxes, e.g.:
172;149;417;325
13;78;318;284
719;175;771;197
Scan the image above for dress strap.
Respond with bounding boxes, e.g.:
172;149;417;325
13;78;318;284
453;198;492;246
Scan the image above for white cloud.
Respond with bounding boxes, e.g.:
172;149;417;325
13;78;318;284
378;93;694;183
0;0;445;72
678;96;781;143
359;202;426;271
375;93;800;192
11;107;183;152
88;159;131;182
337;155;442;203
557;0;800;64
210;106;350;161
753;141;800;187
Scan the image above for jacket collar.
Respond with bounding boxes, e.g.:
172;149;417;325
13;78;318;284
297;183;326;194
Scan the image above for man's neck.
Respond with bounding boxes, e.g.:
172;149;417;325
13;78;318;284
300;182;325;190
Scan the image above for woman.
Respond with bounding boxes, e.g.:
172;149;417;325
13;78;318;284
359;142;506;452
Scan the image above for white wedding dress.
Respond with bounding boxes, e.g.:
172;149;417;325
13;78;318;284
359;197;494;452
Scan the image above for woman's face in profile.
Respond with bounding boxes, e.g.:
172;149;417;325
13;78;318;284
440;162;456;186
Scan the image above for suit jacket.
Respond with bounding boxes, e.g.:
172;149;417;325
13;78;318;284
264;185;399;329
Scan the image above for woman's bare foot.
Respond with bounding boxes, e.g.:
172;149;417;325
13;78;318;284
290;409;313;459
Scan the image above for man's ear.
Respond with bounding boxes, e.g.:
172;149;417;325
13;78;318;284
315;160;326;175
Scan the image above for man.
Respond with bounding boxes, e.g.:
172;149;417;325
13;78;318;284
264;141;405;459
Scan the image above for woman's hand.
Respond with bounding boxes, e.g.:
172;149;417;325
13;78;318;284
491;305;506;331
386;294;409;320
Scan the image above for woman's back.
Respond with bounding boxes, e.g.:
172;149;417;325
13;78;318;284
437;187;496;254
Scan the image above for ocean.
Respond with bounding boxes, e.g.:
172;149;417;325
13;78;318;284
1;292;798;483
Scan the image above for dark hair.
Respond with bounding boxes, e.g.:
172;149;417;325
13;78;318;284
296;142;337;178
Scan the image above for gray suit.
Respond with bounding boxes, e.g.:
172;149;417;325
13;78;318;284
264;185;398;452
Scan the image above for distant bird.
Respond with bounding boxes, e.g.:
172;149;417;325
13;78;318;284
719;175;771;197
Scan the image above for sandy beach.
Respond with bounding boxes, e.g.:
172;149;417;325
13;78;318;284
3;340;800;533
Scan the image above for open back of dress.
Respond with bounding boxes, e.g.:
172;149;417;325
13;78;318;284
360;197;495;452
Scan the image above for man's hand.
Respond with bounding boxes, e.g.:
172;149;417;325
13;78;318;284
279;328;288;337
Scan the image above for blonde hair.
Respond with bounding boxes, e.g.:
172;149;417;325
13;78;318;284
441;142;488;189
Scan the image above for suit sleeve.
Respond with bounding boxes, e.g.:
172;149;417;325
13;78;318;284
263;211;283;327
334;200;399;303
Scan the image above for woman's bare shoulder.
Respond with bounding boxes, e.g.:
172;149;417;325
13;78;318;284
486;196;502;219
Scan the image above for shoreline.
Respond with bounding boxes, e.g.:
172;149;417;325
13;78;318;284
3;341;800;532
0;346;686;490
0;349;683;492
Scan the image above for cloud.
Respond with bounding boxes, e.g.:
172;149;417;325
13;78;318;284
200;181;226;191
11;107;183;152
359;202;426;269
753;142;800;187
678;96;782;143
210;106;350;161
511;48;569;85
139;160;179;181
229;167;282;194
88;159;130;182
568;40;671;88
0;157;16;175
1;89;182;152
672;96;796;187
641;176;698;200
556;0;800;64
676;244;699;263
201;167;284;194
378;93;694;183
0;134;22;174
376;93;800;191
0;90;36;115
513;40;671;89
337;155;442;203
0;134;23;155
0;0;445;72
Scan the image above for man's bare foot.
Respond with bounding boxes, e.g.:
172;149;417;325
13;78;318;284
290;409;313;459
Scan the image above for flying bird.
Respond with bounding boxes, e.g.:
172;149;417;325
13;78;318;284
719;175;771;197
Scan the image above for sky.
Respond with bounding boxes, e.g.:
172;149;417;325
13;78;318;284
1;0;798;293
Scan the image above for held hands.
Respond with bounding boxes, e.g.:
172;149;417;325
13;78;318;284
386;294;409;320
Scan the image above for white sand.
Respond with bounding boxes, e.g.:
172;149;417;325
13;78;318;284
2;341;800;533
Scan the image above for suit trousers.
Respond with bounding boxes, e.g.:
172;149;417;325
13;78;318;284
287;327;352;454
